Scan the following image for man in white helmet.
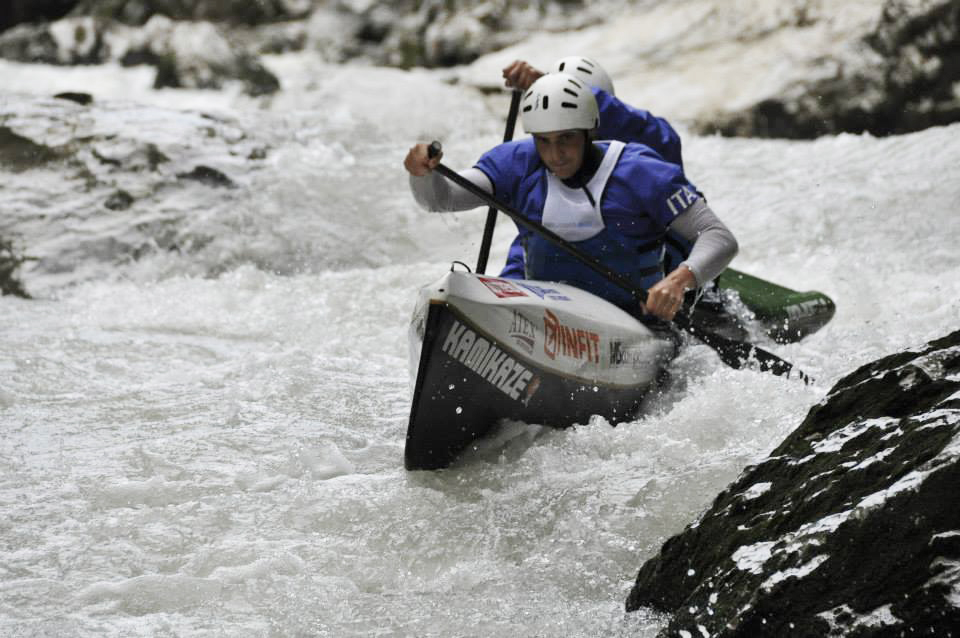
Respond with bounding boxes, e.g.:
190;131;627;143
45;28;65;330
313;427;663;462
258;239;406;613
499;56;694;280
503;56;683;165
402;73;737;324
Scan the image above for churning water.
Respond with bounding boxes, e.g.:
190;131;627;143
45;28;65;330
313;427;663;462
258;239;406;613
1;28;959;638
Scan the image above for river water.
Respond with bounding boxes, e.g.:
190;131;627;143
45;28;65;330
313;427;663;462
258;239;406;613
1;31;959;638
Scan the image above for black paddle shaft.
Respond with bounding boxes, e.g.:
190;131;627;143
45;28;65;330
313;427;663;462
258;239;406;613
424;141;813;384
475;90;522;274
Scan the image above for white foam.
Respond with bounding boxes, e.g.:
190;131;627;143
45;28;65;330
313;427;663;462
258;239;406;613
732;541;776;574
762;554;829;590
77;575;223;614
741;482;772;500
2;3;959;636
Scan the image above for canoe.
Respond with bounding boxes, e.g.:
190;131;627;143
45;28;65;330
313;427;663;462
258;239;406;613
716;268;835;343
405;269;676;470
687;268;835;344
404;266;836;470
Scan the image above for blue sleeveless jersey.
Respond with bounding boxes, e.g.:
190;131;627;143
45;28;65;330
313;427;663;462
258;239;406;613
475;139;701;308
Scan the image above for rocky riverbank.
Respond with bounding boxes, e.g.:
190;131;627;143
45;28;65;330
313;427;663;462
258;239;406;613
2;1;959;137
0;0;617;95
701;0;960;138
0;92;277;294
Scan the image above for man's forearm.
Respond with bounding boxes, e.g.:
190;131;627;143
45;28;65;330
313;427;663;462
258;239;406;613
670;199;739;286
409;168;493;212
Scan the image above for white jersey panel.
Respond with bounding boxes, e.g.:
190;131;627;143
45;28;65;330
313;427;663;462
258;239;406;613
542;141;624;241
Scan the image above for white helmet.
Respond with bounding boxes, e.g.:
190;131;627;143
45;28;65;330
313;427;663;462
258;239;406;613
553;56;615;96
520;73;599;134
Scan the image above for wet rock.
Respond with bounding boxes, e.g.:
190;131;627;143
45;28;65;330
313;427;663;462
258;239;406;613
626;330;960;636
176;165;235;188
230;54;280;96
0;14;280;96
23;1;613;68
54;91;94;105
126;15;281;94
1;93;273;289
0;235;31;298
0;126;63;171
307;0;615;68
144;143;170;170
104;189;134;210
67;0;312;26
0;18;99;65
698;0;960;138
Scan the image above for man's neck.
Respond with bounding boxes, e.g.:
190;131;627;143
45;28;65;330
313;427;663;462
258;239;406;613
561;140;602;189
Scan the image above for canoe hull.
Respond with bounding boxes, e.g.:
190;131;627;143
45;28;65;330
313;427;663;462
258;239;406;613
405;272;674;470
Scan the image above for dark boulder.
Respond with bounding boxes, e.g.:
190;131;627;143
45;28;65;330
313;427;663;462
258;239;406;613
0;235;31;298
0;126;64;171
0;16;105;65
176;165;235;188
0;0;78;34
103;189;134;210
54;91;94;104
627;329;960;637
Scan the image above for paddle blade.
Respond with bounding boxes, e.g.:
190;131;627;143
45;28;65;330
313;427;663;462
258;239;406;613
676;314;814;384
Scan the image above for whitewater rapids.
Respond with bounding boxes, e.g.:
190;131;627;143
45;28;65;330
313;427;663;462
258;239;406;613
2;28;959;638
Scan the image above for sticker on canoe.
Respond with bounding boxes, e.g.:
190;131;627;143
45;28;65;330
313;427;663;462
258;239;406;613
442;319;534;401
784;299;833;319
509;309;537;354
518;283;571;301
543;309;600;364
609;340;651;369
477;276;528;298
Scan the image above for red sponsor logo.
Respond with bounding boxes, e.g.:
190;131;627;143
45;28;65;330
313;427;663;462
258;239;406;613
543;309;600;363
478;276;527;298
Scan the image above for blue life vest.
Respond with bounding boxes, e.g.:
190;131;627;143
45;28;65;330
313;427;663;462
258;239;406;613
525;230;664;309
475;139;701;310
522;141;664;308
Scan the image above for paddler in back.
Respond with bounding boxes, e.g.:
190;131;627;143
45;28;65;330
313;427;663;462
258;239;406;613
402;73;738;328
498;55;693;280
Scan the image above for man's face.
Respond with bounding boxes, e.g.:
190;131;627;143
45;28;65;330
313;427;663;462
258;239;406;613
533;130;586;179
